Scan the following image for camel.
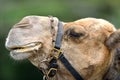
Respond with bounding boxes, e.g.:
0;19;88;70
5;16;120;80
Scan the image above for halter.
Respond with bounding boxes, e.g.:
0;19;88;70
41;16;84;80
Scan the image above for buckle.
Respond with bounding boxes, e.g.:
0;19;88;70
47;68;58;77
51;48;62;59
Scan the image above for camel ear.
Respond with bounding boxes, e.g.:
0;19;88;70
104;30;120;80
105;30;120;71
106;30;120;50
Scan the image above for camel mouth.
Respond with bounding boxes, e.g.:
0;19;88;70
8;42;42;53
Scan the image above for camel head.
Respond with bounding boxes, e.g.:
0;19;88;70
5;16;120;80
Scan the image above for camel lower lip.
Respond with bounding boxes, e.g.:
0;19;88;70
8;42;42;53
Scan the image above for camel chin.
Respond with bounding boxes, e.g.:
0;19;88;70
10;51;31;60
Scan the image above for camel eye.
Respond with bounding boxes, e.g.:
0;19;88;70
65;29;85;38
69;30;84;38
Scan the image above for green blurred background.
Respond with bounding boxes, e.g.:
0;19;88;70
1;0;120;80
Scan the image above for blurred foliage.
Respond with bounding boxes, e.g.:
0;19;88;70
1;0;120;80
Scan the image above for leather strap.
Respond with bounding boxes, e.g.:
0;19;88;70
47;17;84;80
54;21;63;48
59;53;84;80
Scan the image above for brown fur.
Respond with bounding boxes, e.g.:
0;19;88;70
5;16;120;80
104;30;120;80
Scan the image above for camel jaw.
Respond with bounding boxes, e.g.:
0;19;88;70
6;42;42;60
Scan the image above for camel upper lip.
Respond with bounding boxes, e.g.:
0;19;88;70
6;42;42;53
